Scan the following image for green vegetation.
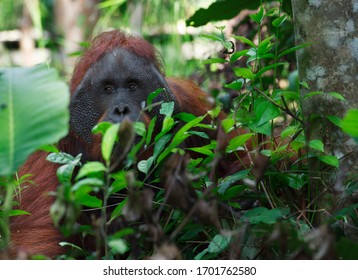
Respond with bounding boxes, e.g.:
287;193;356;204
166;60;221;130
1;0;357;260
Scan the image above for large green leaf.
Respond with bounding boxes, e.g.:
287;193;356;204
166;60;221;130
186;0;292;27
186;0;262;27
0;65;69;176
341;109;358;142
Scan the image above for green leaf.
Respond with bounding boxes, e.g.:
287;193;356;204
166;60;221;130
102;123;120;163
200;33;224;43
308;139;324;153
98;0;126;9
272;14;287;27
234;68;254;80
0;65;69;176
255;62;286;78
59;242;84;252
109;171;127;195
147;88;164;111
303;91;323;99
341;109;358;139
300;81;309;89
109;198;128;222
153;134;172;160
221;118;236;133
92;122;112;135
317;155;339;168
39;144;59;153
225;79;244;91
202;58;228;64
258;35;275;54
232;36;256;48
327;92;345;100
255;97;280;127
194;248;209;260
9;209;30;216
138;156;154;175
287;173;306;189
208;234;231;253
208;106;221;118
260;149;272;157
108;239;129;254
230;50;249;63
133;122;146;137
188;131;209;139
326;115;342;127
218;170;250;194
110;227;135;239
278;43;311;58
76;161;106;180
56;157;82;183
160;102;174;117
72;178;103;191
187;0;265;27
187;143;215;157
157;116;205;164
226;133;253;152
175;112;196;123
241;207;289;224
266;7;279;16
146;116;157;146
247;53;275;64
47;152;80;165
75;193;102;208
280;126;299;139
221;185;248;200
250;6;264;23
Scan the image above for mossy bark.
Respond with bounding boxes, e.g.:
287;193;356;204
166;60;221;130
292;0;358;223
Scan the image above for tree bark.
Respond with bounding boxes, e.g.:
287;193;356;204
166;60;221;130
129;0;145;35
55;0;100;74
292;0;358;223
20;0;36;67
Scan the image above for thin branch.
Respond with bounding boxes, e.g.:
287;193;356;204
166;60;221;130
254;87;303;125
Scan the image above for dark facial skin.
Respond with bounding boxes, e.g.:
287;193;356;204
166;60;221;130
70;48;179;144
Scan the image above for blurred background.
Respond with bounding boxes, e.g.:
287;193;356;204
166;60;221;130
0;0;230;79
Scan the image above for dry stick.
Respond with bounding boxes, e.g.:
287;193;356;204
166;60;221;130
170;136;223;240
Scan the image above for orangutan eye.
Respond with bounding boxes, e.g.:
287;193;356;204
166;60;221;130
128;82;138;92
104;85;115;94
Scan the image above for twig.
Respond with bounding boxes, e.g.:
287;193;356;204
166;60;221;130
254;87;303;124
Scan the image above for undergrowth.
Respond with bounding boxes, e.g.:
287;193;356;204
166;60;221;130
2;1;358;260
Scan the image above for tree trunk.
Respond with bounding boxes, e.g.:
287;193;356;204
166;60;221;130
20;0;36;66
292;0;358;223
55;0;100;75
129;0;145;35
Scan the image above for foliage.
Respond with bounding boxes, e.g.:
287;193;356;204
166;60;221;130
0;0;22;31
0;65;69;176
341;109;358;142
1;1;358;260
0;65;69;252
186;0;292;27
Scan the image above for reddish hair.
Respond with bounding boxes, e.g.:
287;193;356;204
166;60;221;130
70;30;163;94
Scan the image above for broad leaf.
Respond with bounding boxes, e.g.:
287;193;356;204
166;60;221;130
186;0;272;27
341;109;358;140
102;123;119;163
208;234;231;253
0;65;69;176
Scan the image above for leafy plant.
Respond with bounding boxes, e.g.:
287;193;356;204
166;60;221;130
2;1;358;260
0;64;69;253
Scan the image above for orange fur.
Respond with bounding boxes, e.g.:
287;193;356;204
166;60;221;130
10;30;247;258
10;152;64;257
